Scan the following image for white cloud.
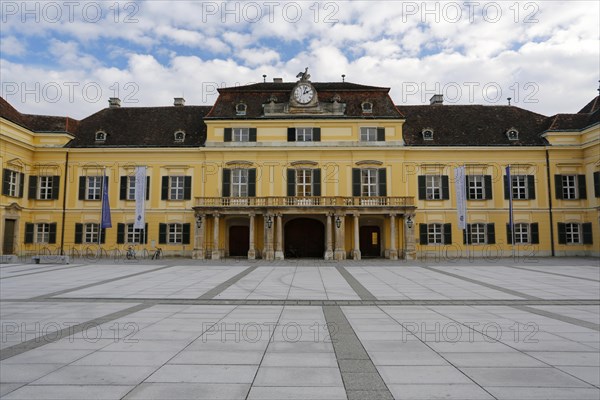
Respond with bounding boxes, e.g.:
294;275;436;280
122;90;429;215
0;36;26;56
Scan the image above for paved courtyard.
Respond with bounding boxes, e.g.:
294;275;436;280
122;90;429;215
0;258;598;399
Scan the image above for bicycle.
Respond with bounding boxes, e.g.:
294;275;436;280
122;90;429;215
126;246;136;260
151;247;162;260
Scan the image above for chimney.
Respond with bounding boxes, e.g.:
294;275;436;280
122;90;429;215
273;78;283;83
108;98;121;108
174;97;185;106
429;94;443;105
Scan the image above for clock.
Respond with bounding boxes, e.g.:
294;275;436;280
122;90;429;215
293;83;315;104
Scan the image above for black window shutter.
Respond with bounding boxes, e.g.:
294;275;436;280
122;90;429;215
484;175;492;200
104;175;109;193
557;223;566;244
577;175;587;199
79;176;86;200
463;225;471;245
146;176;150;200
143;223;148;244
117;223;125;244
312;169;321;196
248;169;256;197
418;176;426;200
51;176;60;200
377;127;385;141
465;176;471;200
487;223;495;244
2;169;9;195
48;223;57;244
287;128;296;142
554;175;563;199
313;128;321;142
28;176;38;199
506;223;513;244
18;173;24;198
182;223;191;245
594;171;600;198
441;175;449;200
352;168;361;197
503;175;510;199
443;223;452;244
184;176;192;200
378;168;387;196
419;224;428;245
159;223;167;244
74;223;83;244
527;175;536;199
120;176;127;200
222;169;231;197
224;128;232;142
161;176;169;200
249;128;257;142
530;223;539;244
287;169;296;196
582;223;593;244
24;223;34;244
100;228;106;244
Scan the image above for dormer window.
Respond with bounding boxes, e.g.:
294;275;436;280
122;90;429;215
422;128;434;140
506;128;519;141
361;101;373;113
174;131;185;143
95;131;106;142
236;103;247;116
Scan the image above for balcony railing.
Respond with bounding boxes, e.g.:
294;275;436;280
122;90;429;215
195;196;414;207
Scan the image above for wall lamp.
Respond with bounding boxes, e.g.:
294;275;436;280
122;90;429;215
196;215;202;229
266;215;273;229
335;216;342;229
406;216;413;229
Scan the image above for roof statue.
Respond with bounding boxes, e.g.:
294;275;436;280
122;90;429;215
296;67;311;82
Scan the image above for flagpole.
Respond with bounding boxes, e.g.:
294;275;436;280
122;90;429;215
508;165;515;260
464;164;469;261
99;168;104;246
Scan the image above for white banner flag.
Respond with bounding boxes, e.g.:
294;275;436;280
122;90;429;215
134;166;146;229
454;166;467;230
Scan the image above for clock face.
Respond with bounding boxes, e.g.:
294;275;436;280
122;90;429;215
293;84;314;104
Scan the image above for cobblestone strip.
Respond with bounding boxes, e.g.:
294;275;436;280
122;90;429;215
323;305;394;400
197;265;259;299
422;266;542;300
335;266;377;301
512;305;600;331
0;303;152;361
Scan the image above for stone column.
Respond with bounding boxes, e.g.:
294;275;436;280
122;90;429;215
211;213;220;260
352;213;361;260
264;213;275;261
248;213;256;260
334;213;346;260
324;213;333;260
404;213;416;260
274;213;284;260
192;214;206;259
389;213;398;260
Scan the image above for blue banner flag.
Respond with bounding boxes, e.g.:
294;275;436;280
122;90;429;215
506;165;513;231
101;171;112;229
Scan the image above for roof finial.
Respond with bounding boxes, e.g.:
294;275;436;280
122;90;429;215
342;74;346;82
263;74;267;83
507;97;512;106
296;67;310;82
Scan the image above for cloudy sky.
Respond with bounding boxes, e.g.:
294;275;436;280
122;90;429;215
1;1;598;119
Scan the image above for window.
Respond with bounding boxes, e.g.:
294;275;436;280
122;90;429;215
233;128;250;142
236;103;247;115
361;169;378;197
508;223;539;245
126;176;136;200
565;223;580;244
296;127;313;142
174;131;185;143
512;175;527;199
594;171;600;198
84;223;100;243
558;222;593;245
361;101;373;113
168;223;183;244
513;223;529;244
555;174;586;200
360;127;377;142
562;175;577;199
422;129;434;140
3;169;22;197
38;176;54;200
231;169;249;197
426;176;442;200
86;176;103;200
296;169;313;197
506;128;519;140
169;176;185;200
95;131;106;142
420;223;452;245
428;224;443;244
470;223;487;244
468;175;484;200
35;223;50;243
464;223;495;245
126;224;143;244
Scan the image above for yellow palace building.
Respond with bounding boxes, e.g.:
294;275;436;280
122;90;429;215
1;71;599;260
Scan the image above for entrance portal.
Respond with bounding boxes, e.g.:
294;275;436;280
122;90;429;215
360;225;381;257
229;226;249;257
3;219;16;254
284;218;325;258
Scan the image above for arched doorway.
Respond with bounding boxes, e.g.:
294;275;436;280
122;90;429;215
360;225;381;257
284;218;325;258
229;226;249;257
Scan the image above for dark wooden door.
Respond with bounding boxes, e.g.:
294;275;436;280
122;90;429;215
360;226;381;257
229;226;249;257
3;219;16;254
284;218;325;258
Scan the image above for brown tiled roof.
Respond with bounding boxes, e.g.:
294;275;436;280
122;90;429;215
397;105;549;146
578;96;599;114
1;97;31;129
22;114;79;134
206;82;402;119
546;113;593;131
67;106;211;148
